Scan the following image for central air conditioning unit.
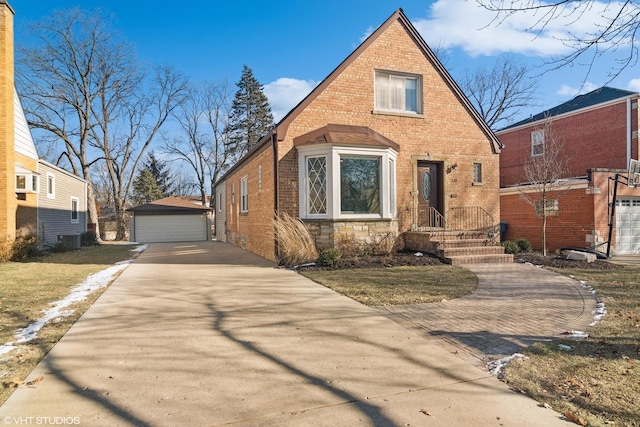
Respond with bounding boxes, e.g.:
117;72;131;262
57;234;81;250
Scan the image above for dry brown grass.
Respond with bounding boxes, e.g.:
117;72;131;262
300;265;477;306
274;212;318;267
0;244;141;405
503;265;640;427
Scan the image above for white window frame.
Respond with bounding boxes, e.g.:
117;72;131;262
298;145;397;220
71;197;80;224
240;176;248;213
15;172;39;194
47;172;55;199
374;69;422;115
531;130;545;157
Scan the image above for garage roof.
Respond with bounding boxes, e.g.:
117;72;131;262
128;196;212;214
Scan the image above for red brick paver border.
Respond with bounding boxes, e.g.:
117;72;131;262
375;263;598;369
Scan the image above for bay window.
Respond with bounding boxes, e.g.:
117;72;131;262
299;145;397;219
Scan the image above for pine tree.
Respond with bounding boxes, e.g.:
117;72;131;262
131;152;174;204
225;65;274;159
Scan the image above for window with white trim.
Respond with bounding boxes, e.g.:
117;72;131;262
531;130;545;157
240;176;248;213
375;70;422;114
71;197;79;224
299;146;397;220
15;172;39;193
47;173;55;199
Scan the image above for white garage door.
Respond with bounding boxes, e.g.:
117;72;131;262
616;198;640;254
134;214;208;243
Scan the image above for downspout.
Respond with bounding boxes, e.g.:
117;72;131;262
272;130;279;260
627;97;632;167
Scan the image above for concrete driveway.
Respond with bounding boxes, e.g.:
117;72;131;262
0;242;571;426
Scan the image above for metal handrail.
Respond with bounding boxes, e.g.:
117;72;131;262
416;206;498;246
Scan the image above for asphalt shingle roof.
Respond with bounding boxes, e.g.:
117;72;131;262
499;86;638;132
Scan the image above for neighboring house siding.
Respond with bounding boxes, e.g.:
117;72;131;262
14;89;38;160
37;160;87;247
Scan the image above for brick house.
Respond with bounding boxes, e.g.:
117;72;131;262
1;1;87;250
497;86;640;255
215;9;510;264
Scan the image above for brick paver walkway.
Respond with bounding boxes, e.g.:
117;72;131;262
375;263;598;369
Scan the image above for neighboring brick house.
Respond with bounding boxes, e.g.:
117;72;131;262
497;86;640;255
1;1;87;250
215;9;509;264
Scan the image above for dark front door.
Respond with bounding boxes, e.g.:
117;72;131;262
417;161;443;227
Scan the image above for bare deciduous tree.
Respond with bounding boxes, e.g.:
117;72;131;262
477;0;640;82
460;55;539;129
164;81;233;207
16;8;188;240
519;120;570;255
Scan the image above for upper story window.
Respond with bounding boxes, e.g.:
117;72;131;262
47;173;55;199
374;70;422;114
531;130;545;157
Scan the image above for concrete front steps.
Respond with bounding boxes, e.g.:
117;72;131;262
404;231;514;265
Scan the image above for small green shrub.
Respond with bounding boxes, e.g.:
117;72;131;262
515;238;532;252
501;240;520;254
317;248;342;267
81;231;99;247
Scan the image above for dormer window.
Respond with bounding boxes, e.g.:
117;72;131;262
15;166;39;194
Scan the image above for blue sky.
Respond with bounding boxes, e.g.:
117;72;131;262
11;0;640;125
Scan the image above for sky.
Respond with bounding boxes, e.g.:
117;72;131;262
10;0;640;126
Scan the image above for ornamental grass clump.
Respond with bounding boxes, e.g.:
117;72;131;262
274;212;318;267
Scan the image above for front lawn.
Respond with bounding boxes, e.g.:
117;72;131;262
0;244;141;405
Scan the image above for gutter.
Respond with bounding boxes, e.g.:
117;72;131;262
627;97;632;167
272;130;279;260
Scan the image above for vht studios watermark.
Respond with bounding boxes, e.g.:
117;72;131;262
2;416;80;425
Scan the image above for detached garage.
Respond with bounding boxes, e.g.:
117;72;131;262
129;197;212;243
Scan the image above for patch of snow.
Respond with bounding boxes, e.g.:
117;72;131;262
0;244;146;358
562;330;589;339
577;280;607;327
558;344;573;351
414;252;423;257
487;353;528;378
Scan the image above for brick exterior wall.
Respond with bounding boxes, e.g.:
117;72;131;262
0;1;15;241
222;16;501;262
499;99;637;187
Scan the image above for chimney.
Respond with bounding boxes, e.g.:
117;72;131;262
0;0;15;241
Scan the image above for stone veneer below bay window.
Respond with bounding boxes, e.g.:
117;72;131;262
298;145;397;220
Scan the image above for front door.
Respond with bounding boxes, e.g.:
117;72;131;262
417;161;443;228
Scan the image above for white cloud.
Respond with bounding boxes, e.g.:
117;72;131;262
264;78;318;122
412;0;625;58
556;82;599;97
627;78;640;92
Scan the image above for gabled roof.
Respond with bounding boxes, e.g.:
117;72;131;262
218;8;503;183
499;86;638;132
293;124;400;152
277;8;501;152
128;196;212;214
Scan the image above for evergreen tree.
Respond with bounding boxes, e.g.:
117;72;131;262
225;65;274;159
131;152;174;204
